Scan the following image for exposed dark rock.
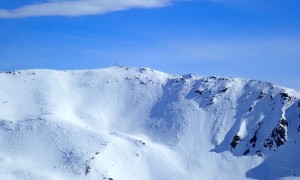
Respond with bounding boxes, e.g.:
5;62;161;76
85;165;91;175
250;134;257;148
138;140;145;145
281;92;289;98
280;119;288;127
280;92;292;101
256;151;263;157
263;139;273;149
220;88;229;93
195;89;203;95
243;149;250;156
230;135;241;149
262;117;289;150
180;78;186;82
257;92;266;99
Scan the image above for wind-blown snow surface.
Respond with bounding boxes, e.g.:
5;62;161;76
0;66;300;180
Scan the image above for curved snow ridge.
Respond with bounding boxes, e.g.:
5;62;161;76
0;66;300;179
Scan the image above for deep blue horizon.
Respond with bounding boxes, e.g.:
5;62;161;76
0;0;300;88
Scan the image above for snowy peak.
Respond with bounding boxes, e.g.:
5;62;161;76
0;66;300;179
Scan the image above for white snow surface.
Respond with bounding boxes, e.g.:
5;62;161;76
0;66;300;180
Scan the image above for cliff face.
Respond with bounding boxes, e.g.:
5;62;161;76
0;66;299;179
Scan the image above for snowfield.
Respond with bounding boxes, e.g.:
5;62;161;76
0;66;299;180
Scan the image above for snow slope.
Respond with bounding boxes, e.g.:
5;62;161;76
0;66;299;180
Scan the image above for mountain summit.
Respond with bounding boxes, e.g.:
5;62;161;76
0;66;299;179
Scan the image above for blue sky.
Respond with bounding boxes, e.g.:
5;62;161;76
0;0;300;88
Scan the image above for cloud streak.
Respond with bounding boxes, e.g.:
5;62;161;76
0;0;171;18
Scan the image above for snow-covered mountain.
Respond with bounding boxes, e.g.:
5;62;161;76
0;66;299;180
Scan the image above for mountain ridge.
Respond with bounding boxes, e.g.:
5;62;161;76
0;66;299;179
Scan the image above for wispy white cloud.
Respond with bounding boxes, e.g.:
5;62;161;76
0;0;171;18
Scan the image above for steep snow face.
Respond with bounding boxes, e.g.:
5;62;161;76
0;66;299;180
